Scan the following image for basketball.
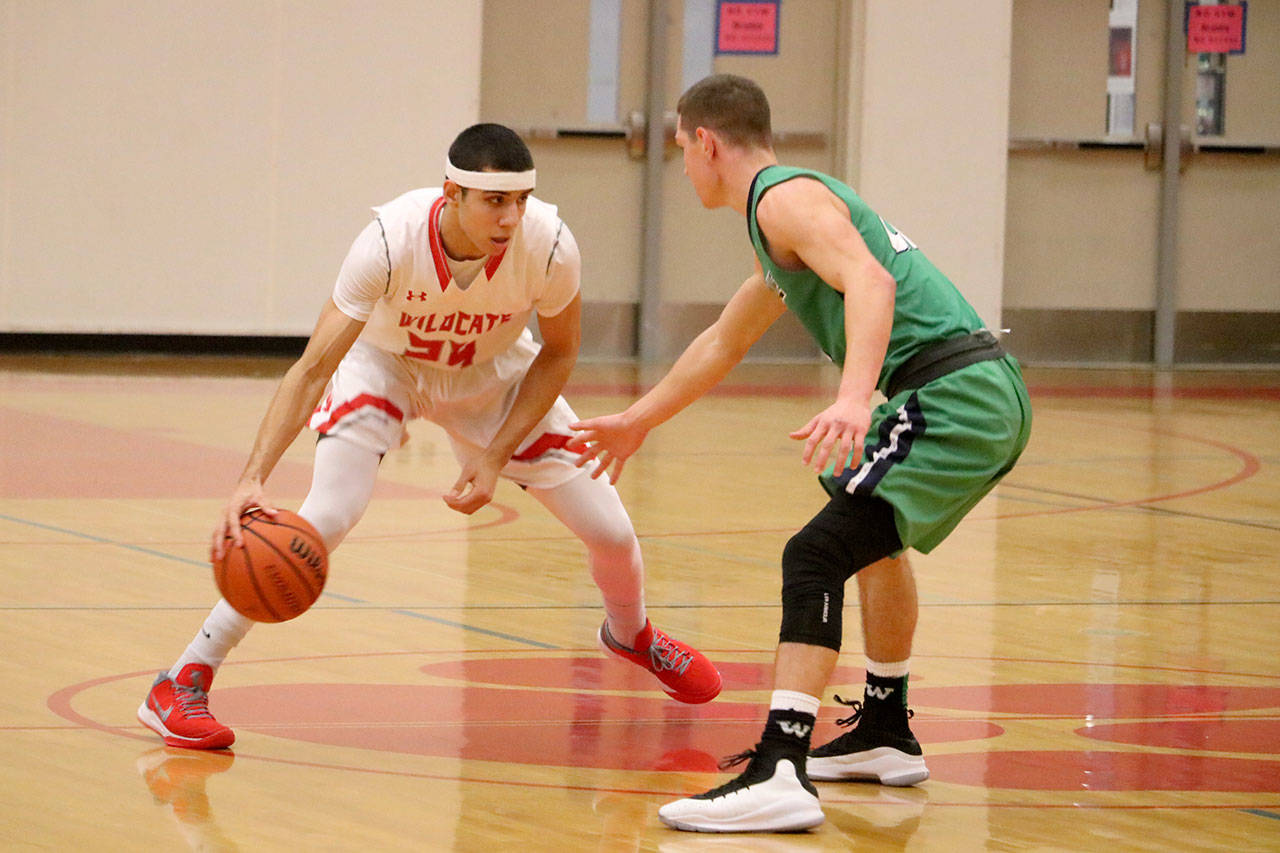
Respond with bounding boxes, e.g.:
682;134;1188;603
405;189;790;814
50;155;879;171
213;508;328;623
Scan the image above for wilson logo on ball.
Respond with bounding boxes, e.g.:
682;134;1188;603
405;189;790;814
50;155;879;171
213;509;329;623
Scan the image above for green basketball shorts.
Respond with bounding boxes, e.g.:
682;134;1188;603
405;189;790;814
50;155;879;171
819;355;1032;553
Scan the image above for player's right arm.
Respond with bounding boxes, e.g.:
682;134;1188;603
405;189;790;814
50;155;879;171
212;219;386;560
212;299;366;560
570;266;785;483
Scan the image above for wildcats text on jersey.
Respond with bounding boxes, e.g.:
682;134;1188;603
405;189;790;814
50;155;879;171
397;310;518;368
398;310;515;334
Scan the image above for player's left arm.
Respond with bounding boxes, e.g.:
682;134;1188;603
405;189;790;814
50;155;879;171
443;293;582;516
756;179;896;475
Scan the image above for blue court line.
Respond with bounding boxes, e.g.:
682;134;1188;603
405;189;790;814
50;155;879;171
0;512;558;649
0;512;210;566
1243;809;1280;822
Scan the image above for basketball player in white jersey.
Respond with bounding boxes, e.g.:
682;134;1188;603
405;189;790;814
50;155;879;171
138;124;722;750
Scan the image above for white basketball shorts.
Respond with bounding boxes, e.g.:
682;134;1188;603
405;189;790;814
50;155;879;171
308;332;584;490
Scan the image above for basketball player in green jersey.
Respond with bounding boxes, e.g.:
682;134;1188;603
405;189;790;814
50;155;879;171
571;74;1031;833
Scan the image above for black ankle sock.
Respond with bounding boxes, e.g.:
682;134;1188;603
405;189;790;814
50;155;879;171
759;708;816;757
864;673;910;727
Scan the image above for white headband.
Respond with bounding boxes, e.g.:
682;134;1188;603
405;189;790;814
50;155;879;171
444;159;536;192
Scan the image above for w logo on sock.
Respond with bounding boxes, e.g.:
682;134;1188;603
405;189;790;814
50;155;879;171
866;685;896;700
778;721;812;738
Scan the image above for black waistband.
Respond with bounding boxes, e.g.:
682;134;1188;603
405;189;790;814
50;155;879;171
885;330;1006;399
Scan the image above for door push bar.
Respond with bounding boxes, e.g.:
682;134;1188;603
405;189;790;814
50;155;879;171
1010;125;1280;171
522;112;827;160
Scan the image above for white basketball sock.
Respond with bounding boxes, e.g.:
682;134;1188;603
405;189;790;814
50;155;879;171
170;599;254;677
771;689;822;717
865;657;911;679
169;436;381;680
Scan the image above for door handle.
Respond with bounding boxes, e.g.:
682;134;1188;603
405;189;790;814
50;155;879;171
1144;123;1193;172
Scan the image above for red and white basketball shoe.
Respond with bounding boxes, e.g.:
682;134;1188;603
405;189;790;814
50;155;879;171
599;619;722;704
137;663;235;750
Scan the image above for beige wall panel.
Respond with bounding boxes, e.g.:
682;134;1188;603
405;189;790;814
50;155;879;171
1;0;481;335
1007;0;1279;323
1218;1;1280;142
712;2;840;135
1179;157;1280;311
3;2;274;332
1177;3;1280;314
482;0;648;306
1135;0;1179;135
270;4;482;323
1008;0;1175;139
1009;0;1108;139
858;0;1012;328
660;0;840;306
1004;152;1158;310
483;0;839;312
481;0;590;127
657;138;834;313
526;139;645;307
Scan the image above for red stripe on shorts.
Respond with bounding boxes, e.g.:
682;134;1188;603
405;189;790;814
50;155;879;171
313;394;405;435
511;432;571;462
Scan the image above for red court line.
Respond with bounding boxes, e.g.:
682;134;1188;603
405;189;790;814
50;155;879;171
567;382;829;399
995;419;1261;521
1025;384;1280;401
43;652;1280;805
564;381;1280;401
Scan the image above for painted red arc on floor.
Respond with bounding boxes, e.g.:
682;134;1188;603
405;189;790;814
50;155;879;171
190;658;1280;792
42;656;1280;793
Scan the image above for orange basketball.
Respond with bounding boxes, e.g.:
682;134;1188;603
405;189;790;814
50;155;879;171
213;508;328;623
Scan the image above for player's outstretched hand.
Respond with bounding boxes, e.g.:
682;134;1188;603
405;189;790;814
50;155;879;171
211;479;277;562
789;398;871;476
569;413;648;485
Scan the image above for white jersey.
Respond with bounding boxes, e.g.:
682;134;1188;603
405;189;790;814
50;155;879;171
331;188;579;371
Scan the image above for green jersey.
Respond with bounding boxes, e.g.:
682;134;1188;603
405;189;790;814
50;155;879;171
746;165;986;391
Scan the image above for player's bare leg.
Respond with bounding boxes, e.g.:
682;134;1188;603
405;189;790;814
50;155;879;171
809;555;928;785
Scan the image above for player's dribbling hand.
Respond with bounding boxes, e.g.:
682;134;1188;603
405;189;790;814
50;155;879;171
211;479;277;562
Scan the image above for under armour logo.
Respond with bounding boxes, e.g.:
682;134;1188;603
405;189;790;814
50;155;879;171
778;721;812;738
866;685;895;700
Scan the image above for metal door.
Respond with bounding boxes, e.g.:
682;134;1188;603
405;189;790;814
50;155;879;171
481;0;844;360
1005;0;1280;365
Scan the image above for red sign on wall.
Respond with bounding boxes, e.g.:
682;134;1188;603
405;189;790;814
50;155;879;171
716;1;780;55
1186;2;1247;54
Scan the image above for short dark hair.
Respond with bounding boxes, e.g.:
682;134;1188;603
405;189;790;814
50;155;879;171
676;74;772;149
447;123;534;173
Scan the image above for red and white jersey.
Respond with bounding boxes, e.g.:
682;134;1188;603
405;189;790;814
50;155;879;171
331;188;579;371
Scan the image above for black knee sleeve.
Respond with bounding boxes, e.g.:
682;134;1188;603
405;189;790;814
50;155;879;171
778;493;902;651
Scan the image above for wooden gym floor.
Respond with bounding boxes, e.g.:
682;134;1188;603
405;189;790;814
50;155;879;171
1;354;1278;851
